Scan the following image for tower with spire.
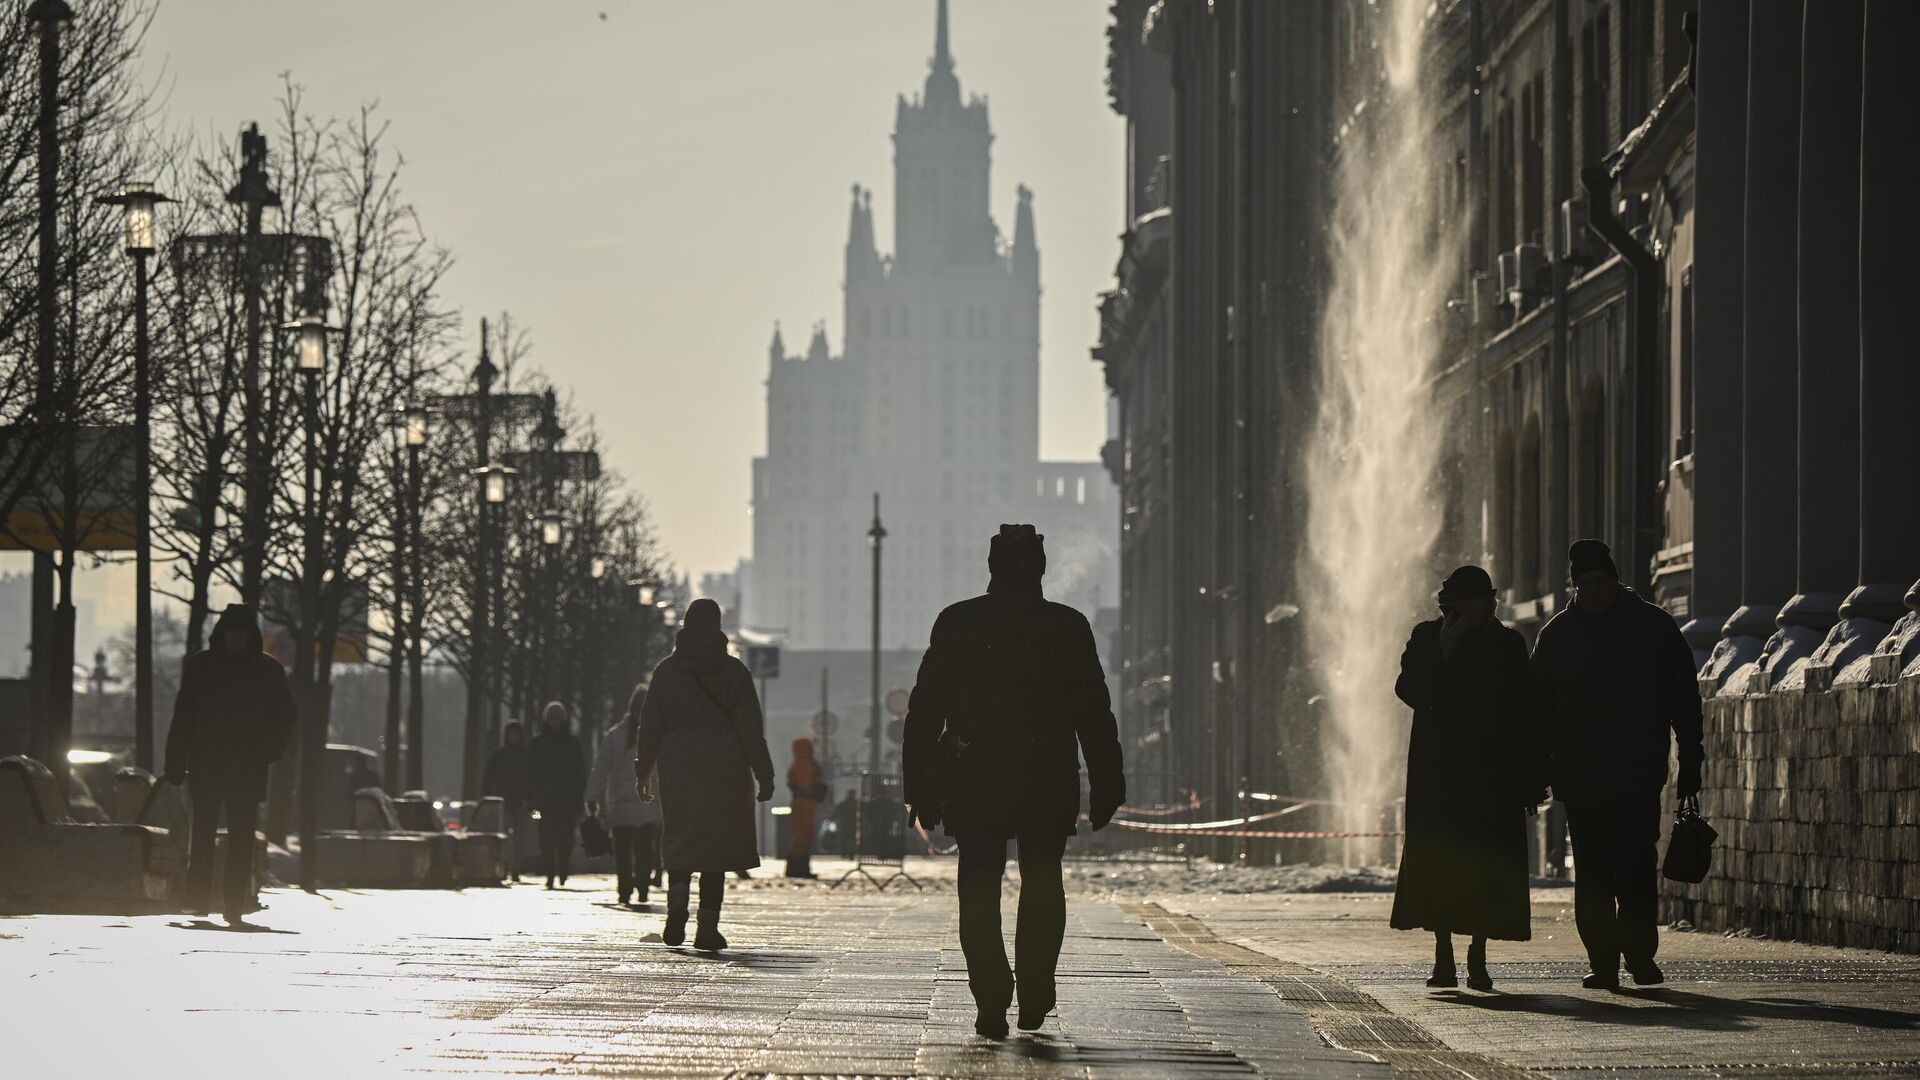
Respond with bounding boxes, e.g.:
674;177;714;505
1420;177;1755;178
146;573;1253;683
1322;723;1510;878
749;0;1111;655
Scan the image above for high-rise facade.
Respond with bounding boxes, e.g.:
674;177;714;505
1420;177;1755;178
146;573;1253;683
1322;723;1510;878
749;1;1118;651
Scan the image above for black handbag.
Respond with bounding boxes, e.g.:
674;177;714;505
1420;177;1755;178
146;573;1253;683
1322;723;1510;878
1661;795;1717;884
578;813;612;858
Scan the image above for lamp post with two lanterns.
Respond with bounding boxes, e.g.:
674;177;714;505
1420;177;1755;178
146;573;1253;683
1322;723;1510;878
98;182;171;772
536;505;564;706
401;402;431;791
468;461;515;796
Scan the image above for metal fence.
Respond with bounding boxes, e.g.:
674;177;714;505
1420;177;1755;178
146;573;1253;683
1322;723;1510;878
827;771;921;891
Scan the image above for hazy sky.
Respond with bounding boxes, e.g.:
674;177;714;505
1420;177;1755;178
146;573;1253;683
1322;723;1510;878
125;0;1122;592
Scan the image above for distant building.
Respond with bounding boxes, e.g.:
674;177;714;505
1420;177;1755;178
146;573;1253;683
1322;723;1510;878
749;1;1118;652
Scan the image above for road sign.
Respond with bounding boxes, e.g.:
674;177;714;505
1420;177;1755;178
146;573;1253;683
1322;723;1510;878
500;449;601;481
886;717;904;744
884;687;911;717
811;710;838;736
745;644;781;679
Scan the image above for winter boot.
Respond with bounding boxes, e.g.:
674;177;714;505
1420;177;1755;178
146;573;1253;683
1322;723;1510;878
693;909;728;953
1465;937;1493;991
1426;933;1458;988
662;909;688;947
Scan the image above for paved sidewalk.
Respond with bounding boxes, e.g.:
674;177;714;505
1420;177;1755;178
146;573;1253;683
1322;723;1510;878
3;873;1380;1079
1165;889;1920;1079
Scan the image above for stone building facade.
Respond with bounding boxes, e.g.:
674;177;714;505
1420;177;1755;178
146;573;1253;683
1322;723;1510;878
750;1;1118;652
1097;0;1918;943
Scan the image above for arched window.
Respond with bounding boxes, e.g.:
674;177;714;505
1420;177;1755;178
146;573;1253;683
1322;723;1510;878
1576;380;1607;538
1518;415;1544;598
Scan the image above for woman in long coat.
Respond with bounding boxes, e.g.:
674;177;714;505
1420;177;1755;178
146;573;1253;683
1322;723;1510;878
587;686;664;906
1391;565;1542;991
633;598;775;952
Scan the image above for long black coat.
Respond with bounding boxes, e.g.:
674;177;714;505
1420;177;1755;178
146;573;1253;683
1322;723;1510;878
633;627;776;873
1390;618;1538;941
1530;587;1704;801
480;743;529;810
526;729;586;818
163;609;296;802
902;586;1124;840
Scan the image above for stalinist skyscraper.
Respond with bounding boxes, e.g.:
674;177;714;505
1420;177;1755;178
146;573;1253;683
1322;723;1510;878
748;0;1117;651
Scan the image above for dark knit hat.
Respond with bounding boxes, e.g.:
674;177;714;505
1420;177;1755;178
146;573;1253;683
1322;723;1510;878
987;523;1046;577
1568;539;1618;582
684;597;723;633
1437;565;1495;602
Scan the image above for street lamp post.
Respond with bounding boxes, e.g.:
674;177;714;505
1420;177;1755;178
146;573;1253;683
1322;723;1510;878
463;323;499;798
26;0;73;795
99;182;172;773
402;402;429;792
286;313;333;893
538;506;563;707
629;576;661;690
867;493;886;774
232;124;282;607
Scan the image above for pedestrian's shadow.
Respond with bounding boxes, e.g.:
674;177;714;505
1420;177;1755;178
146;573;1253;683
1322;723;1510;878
1443;987;1920;1033
167;919;299;935
666;947;820;970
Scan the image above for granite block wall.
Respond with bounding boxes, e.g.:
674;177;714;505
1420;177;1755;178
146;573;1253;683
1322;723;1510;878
1663;673;1920;952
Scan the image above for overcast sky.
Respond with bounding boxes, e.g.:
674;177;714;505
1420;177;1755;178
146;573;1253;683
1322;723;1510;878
123;0;1122;596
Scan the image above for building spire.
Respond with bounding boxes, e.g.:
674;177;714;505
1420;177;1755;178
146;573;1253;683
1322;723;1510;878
769;321;786;365
846;183;880;280
925;0;960;108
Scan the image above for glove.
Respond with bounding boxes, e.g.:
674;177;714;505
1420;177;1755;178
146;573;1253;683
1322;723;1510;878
756;779;775;803
1678;768;1702;798
1089;789;1123;831
910;804;942;830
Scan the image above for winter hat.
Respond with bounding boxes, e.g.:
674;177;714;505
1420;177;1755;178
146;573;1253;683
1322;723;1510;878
541;701;569;729
684;597;723;633
1568;539;1619;583
987;523;1047;578
1437;565;1495;602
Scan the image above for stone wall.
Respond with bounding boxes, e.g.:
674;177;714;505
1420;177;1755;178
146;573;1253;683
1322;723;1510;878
1664;673;1920;952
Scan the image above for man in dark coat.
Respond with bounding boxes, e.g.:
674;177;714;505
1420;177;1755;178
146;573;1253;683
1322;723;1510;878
481;722;530;882
162;604;296;923
1391;565;1542;991
1532;539;1704;990
634;598;776;952
526;702;587;889
903;524;1124;1038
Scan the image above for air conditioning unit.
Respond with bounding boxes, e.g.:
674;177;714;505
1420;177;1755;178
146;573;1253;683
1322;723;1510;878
1560;196;1591;264
1511;243;1548;306
1471;270;1498;326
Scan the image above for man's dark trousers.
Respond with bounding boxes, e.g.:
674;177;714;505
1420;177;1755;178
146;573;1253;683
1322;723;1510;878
185;786;260;917
956;832;1068;1012
1564;797;1662;971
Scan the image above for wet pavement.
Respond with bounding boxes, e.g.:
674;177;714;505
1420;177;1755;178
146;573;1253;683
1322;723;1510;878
5;863;1916;1077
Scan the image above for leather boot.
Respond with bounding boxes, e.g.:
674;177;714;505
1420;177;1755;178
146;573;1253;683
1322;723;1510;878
693;908;728;953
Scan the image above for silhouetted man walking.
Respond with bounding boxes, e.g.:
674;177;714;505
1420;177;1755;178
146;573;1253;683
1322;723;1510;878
1532;539;1703;989
163;604;295;925
904;524;1124;1037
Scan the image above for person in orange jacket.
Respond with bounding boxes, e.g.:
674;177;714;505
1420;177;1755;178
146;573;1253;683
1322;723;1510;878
785;738;826;878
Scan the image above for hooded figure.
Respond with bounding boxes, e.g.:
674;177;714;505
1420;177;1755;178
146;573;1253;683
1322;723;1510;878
163;604;296;921
1531;539;1703;990
784;737;825;878
587;686;665;905
633;598;776;951
527;702;587;888
902;524;1124;1038
1390;565;1543;991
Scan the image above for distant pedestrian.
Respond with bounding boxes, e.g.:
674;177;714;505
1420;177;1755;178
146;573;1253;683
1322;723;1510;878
904;524;1125;1038
587;685;664;906
162;604;295;925
527;702;587;889
1390;565;1542;991
785;738;825;878
632;598;775;952
1532;539;1704;990
481;721;531;882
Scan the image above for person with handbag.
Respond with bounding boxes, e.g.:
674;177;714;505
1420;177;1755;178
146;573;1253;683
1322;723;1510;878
902;524;1125;1038
784;738;826;878
632;598;776;952
587;684;665;906
527;701;588;889
1531;539;1704;990
1389;566;1544;991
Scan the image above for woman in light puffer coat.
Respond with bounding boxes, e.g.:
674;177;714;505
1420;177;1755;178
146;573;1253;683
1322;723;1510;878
587;684;664;906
